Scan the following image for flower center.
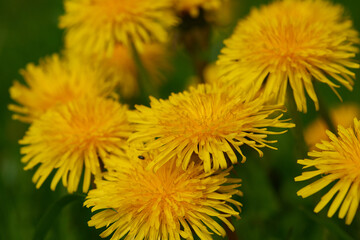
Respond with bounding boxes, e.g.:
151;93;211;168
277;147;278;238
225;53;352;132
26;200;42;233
160;93;239;140
126;165;201;220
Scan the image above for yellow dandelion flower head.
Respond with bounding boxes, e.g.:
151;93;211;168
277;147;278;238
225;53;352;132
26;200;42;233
173;0;222;18
304;103;360;150
128;84;294;172
59;0;178;57
9;54;115;123
99;43;169;98
85;151;242;240
217;0;359;113
20;97;132;193
295;118;360;224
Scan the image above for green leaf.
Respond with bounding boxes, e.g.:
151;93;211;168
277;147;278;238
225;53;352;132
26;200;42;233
130;41;158;103
33;194;84;240
298;205;354;240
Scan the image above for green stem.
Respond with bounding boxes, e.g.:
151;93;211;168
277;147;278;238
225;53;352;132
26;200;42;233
191;52;207;84
179;11;211;84
130;41;159;103
318;97;337;134
286;88;308;158
33;194;84;240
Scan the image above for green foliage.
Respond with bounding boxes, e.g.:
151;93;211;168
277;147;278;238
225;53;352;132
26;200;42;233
33;194;84;240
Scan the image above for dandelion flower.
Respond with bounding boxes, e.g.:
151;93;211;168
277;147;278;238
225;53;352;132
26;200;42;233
217;0;359;112
20;97;132;193
295;118;360;224
304;103;360;150
85;151;242;240
128;84;294;172
59;0;178;57
98;43;169;98
9;54;115;123
173;0;222;18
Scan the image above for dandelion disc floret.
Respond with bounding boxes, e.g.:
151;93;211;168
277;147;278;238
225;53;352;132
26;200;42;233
128;84;294;172
9;54;115;123
59;0;178;57
217;0;359;112
85;152;242;240
20;97;132;193
295;118;360;224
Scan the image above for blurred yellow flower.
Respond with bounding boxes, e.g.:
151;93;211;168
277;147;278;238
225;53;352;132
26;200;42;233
60;0;178;57
296;118;360;224
305;103;360;150
203;63;223;85
173;0;222;18
9;54;115;123
85;151;242;240
186;63;221;87
207;0;235;26
98;43;169;98
128;84;294;172
20;97;131;193
217;0;359;113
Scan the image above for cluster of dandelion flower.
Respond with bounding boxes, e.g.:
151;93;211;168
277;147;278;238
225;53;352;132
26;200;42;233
74;78;295;239
7;0;263;239
9;0;360;238
8;51;133;194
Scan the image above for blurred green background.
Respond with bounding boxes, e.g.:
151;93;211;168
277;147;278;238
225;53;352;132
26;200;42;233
1;0;360;239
